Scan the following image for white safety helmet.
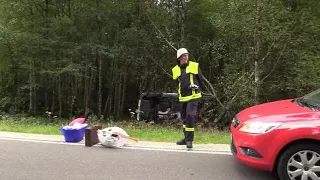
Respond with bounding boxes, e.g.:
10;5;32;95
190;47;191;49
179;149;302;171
176;48;188;59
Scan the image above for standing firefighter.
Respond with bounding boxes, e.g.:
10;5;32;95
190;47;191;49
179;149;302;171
172;48;204;150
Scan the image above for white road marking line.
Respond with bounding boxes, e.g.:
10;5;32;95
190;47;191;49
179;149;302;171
0;137;83;146
122;146;232;155
0;137;232;155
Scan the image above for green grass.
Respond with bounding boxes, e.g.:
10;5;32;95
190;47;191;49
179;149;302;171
0;117;231;144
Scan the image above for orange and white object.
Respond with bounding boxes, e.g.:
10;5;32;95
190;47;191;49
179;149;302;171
97;127;138;148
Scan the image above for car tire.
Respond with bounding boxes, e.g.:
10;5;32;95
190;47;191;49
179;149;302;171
277;143;320;180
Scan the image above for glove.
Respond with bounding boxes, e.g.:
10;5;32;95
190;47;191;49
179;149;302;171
189;84;199;90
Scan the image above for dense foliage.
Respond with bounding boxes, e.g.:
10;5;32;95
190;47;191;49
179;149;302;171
0;0;319;128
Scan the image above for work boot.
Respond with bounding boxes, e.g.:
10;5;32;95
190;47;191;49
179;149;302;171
186;141;193;150
176;138;186;145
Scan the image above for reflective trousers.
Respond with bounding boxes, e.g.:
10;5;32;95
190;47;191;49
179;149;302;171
181;100;198;142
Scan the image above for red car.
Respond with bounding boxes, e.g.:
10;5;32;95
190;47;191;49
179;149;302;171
230;89;320;180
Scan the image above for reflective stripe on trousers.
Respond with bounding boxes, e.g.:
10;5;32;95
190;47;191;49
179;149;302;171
181;100;198;142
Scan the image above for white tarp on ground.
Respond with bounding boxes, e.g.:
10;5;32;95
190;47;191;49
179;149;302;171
97;127;129;148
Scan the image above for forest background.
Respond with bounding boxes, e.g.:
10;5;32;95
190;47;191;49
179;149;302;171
0;0;319;129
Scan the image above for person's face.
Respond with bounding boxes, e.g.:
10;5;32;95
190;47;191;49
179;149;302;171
179;53;189;65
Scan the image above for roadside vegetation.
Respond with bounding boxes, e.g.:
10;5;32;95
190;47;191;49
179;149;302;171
0;115;231;144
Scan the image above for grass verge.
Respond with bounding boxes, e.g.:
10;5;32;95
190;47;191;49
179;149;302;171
0;117;231;144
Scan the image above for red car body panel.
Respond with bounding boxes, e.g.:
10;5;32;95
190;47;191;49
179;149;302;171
231;98;320;172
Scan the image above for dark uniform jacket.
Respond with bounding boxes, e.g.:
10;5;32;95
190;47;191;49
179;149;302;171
172;61;204;102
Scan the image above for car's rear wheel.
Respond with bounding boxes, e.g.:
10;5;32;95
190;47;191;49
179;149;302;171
277;143;320;180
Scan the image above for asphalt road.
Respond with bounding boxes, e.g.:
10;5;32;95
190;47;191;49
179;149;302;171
0;139;275;180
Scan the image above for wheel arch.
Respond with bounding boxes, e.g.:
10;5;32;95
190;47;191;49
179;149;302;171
272;138;320;175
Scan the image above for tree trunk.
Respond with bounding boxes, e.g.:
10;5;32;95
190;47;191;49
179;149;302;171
28;63;33;115
98;52;102;118
113;68;118;115
96;0;103;119
108;77;113;115
254;0;263;105
104;59;114;117
70;75;76;118
84;56;89;112
33;61;36;115
45;91;48;111
58;75;62;117
51;77;55;115
7;45;18;112
116;72;123;119
178;0;187;47
68;0;71;17
28;57;36;115
120;69;127;119
88;64;94;108
44;0;49;112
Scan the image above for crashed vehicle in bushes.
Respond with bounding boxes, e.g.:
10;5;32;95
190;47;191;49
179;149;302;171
129;92;209;124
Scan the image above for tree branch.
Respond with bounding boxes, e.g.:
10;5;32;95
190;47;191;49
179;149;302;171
145;10;177;51
213;71;255;124
143;4;255;125
260;45;286;83
202;75;225;109
148;55;173;78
